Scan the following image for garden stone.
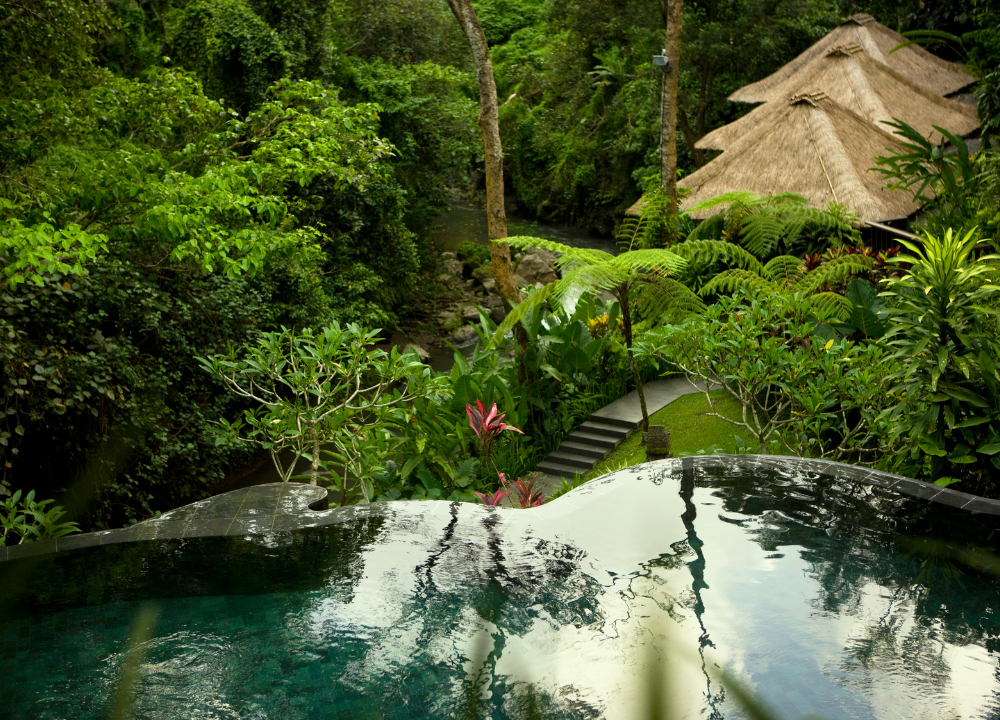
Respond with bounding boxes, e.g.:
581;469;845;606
462;278;477;291
516;253;557;285
486;295;503;308
643;425;672;460
444;257;464;278
461;305;480;321
482;278;497;294
451;325;478;346
402;343;431;362
489;307;506;324
441;251;457;259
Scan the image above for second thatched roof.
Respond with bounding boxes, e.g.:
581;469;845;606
698;45;979;151
729;13;975;103
675;93;919;223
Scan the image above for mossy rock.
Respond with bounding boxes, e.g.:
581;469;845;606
471;265;494;282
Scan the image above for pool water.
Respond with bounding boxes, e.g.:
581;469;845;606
2;461;999;719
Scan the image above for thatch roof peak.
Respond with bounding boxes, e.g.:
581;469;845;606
699;49;979;151
729;15;975;102
676;94;919;224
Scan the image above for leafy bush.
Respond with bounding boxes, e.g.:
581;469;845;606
879;228;1000;492
638;290;898;462
0;489;79;547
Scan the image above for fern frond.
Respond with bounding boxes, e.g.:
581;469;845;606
633;276;707;323
740;213;784;257
615;216;647;252
500;235;614;270
610;249;687;275
684;214;725;242
488;280;561;347
809;292;852;322
687;190;762;214
763;256;804;285
791;255;876;294
700;269;778;297
673;239;765;275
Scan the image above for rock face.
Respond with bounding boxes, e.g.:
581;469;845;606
516;253;558;285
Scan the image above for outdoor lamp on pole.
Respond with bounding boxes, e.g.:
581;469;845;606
652;50;669;68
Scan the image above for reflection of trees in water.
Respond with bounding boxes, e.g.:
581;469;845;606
338;503;608;719
698;466;1000;707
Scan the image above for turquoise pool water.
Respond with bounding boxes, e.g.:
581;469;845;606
1;462;999;719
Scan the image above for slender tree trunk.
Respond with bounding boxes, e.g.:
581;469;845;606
445;0;524;316
619;282;650;432
659;0;683;244
310;424;320;486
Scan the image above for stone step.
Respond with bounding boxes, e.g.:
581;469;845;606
577;420;630;439
589;415;636;431
557;441;608;460
544;451;594;470
566;431;620;450
536;460;584;479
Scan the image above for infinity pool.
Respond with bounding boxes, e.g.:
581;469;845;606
1;458;998;719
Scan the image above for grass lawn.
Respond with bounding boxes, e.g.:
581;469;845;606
581;390;745;481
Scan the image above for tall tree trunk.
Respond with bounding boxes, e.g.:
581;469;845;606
659;0;683;244
445;0;524;318
619;282;650;432
310;423;320;486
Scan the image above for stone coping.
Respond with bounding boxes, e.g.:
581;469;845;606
2;455;997;564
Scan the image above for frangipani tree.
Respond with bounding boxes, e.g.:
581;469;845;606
490;236;703;431
200;322;446;502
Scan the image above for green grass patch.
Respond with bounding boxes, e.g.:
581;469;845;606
581;390;744;481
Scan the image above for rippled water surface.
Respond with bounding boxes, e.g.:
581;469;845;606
2;462;999;719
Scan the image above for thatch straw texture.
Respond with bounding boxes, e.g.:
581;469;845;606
730;13;975;103
677;94;919;223
699;46;979;150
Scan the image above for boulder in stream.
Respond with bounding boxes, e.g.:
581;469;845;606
516;253;557;285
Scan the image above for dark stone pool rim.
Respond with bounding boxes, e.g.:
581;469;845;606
3;455;997;564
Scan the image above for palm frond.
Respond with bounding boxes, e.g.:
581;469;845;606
763;255;804;285
673;239;765;275
700;269;778;297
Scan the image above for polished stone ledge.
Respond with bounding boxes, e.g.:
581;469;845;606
2;456;997;563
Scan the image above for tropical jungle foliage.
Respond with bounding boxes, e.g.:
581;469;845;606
2;0;1000;544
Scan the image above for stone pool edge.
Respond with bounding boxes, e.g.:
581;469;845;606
3;455;997;564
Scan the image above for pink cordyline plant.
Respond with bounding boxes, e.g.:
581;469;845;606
466;399;523;475
474;489;511;506
510;475;544;508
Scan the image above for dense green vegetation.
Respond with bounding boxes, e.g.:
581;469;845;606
1;0;1000;544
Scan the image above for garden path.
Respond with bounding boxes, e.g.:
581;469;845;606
533;377;706;495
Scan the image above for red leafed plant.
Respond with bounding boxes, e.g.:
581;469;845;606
473;488;511;506
466;399;523;474
510;474;544;508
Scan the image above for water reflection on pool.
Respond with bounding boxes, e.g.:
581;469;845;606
1;459;998;719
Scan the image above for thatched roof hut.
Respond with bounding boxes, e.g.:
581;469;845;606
699;46;979;151
729;13;975;103
674;93;919;223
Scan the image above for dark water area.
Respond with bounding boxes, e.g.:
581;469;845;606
427;205;619;256
3;460;999;719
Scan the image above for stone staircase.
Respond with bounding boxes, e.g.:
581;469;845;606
536;415;635;479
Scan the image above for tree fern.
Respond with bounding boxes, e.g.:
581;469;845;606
673;239;765;275
809;292;852;322
489;234;691;433
700;269;779;297
763;256;804;284
790;255;876;294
